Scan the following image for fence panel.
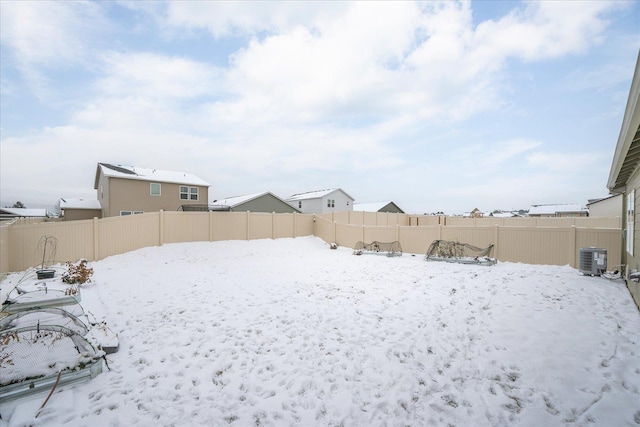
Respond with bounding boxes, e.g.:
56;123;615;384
333;212;350;225
164;211;209;243
8;220;95;271
574;217;621;228
440;227;496;251
274;214;295;239
295;214;314;237
314;218;335;244
363;212;378;226
1;222;12;273
98;213;160;260
249;213;274;240
363;226;398;245
498;227;574;266
335;223;364;249
211;212;248;241
398;226;440;255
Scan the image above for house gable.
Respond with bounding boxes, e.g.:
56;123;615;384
217;192;301;213
286;188;355;214
94;163;210;217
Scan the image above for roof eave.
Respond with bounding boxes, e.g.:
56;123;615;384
607;50;640;191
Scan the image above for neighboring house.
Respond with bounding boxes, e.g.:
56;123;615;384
59;198;102;221
490;211;520;218
286;189;354;214
215;192;301;213
586;195;624;218
528;204;589;218
94;163;210;217
353;202;405;214
463;208;485;218
607;50;640;308
0;208;50;220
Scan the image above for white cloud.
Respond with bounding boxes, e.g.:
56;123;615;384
1;1;632;212
0;1;106;99
96;52;224;100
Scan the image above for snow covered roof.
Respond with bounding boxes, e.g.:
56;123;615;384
95;163;210;189
216;192;281;207
59;198;102;210
286;188;354;201
0;208;49;217
353;202;388;212
490;212;518;218
528;203;588;215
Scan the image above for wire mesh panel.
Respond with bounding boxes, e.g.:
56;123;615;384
0;325;102;388
353;241;402;257
425;240;496;266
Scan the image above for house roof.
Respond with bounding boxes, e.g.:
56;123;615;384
286;188;354;202
94;163;210;189
59;198;102;210
528;203;588;215
586;194;622;207
353;202;388;212
216;191;298;210
608;50;640;193
353;202;404;213
0;208;49;217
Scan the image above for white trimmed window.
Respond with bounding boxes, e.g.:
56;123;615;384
298;201;302;209
150;183;161;196
180;186;199;201
627;190;635;256
120;211;144;216
327;199;335;208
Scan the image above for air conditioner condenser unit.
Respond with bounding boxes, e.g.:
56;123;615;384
579;247;607;276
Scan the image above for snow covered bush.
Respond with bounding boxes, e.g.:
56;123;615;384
61;259;94;285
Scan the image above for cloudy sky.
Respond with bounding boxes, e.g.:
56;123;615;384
1;1;639;214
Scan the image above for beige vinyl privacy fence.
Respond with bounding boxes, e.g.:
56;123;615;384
0;211;622;274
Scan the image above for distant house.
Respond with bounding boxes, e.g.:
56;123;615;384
586;195;623;218
95;163;210;217
353;202;404;214
0;207;50;220
463;208;485;218
215;192;301;213
59;198;102;221
528;203;588;218
286;189;354;214
490;211;520;218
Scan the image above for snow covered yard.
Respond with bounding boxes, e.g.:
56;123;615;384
1;236;639;426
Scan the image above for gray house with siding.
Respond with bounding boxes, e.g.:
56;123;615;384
216;192;301;213
353;201;405;214
607;50;640;309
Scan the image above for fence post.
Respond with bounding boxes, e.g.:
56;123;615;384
494;225;499;261
362;224;365;243
396;224;400;242
333;221;337;244
272;212;276;239
569;225;577;268
159;210;165;246
293;213;297;238
93;217;99;261
246;211;250;240
209;211;214;242
438;224;442;240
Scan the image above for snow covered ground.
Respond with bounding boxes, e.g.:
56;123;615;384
1;236;639;426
